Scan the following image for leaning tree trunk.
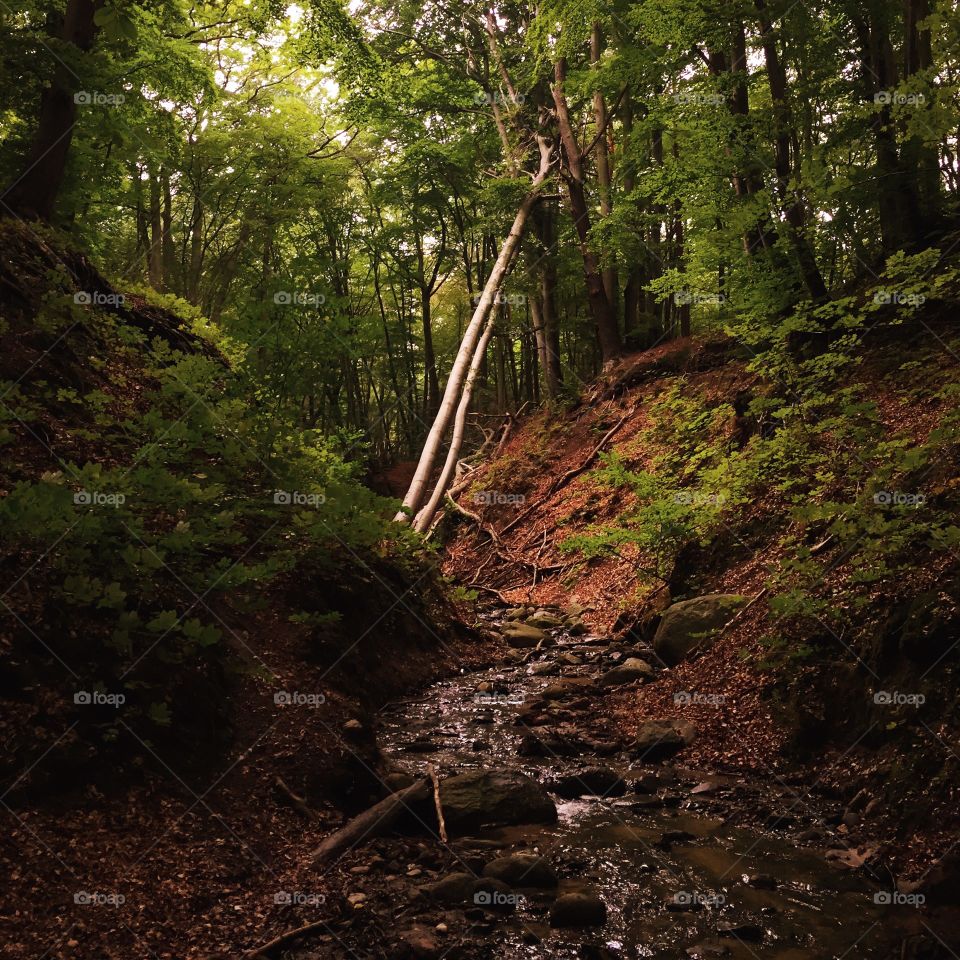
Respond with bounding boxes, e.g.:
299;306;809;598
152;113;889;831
413;310;497;532
395;135;554;523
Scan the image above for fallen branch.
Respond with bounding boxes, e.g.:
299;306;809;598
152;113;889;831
274;776;318;822
426;764;448;843
310;778;431;865
244;920;331;958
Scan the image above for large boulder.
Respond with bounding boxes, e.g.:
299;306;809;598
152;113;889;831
653;594;747;665
439;770;557;834
500;622;548;648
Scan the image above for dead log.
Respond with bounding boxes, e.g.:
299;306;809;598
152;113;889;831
310;778;431;865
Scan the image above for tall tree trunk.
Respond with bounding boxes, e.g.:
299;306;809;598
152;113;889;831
2;0;100;221
853;6;923;251
148;169;164;290
901;0;941;225
395;135;554;523
551;58;622;365
755;0;828;301
591;23;619;316
421;286;440;420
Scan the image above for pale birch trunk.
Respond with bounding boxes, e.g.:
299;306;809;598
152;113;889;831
394;135;553;523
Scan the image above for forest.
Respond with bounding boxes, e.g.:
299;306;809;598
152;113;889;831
1;0;960;957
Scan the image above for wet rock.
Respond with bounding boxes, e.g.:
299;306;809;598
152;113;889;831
530;661;558;676
551;766;627;799
549;891;607;927
659;829;697;845
541;677;596;700
653;594;747;665
628;719;696;762
439;770;558;834
518;733;548;757
397;924;440;959
384;772;416;793
718;921;764;942
501;622;547;648
482;853;558;888
422;872;476;904
505;607;528;620
599;657;654;686
528;611;563;628
556;652;584;667
404;738;441;753
471;740;487;752
916;848;960;906
471;877;518;914
686;941;732;957
747;873;778;890
567;621;588;636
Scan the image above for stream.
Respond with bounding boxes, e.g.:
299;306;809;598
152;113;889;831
364;605;913;959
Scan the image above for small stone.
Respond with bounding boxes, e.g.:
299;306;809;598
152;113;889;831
347;892;367;906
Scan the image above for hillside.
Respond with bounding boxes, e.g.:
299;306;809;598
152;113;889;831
443;287;960;882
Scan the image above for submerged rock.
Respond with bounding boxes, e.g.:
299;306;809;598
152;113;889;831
551;766;627;798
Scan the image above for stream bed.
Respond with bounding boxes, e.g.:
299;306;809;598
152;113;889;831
368;607;914;959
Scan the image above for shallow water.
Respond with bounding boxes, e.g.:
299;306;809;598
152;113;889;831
378;613;911;958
